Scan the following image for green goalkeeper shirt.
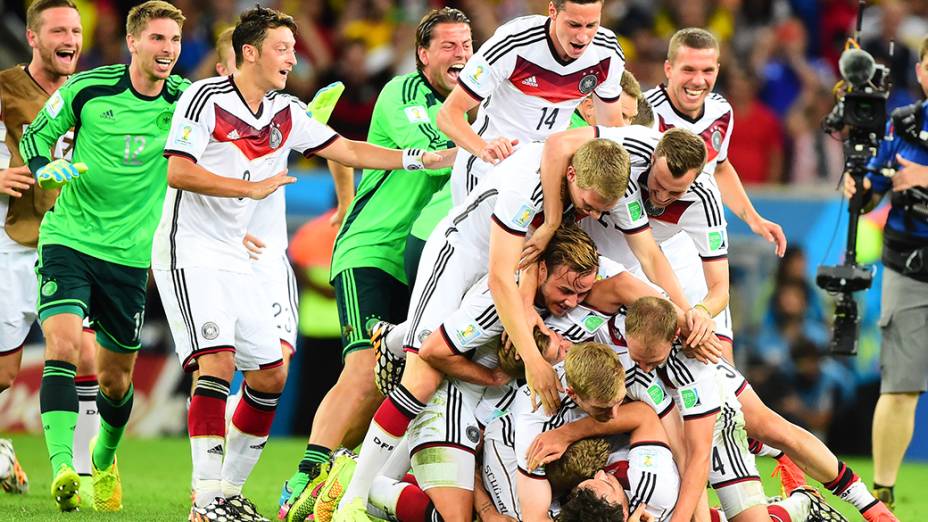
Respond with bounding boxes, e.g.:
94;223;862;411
330;70;454;284
20;64;189;268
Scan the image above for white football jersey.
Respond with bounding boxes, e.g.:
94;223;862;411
153;76;338;273
645;85;733;180
453;15;624;199
247;188;288;254
583;125;728;267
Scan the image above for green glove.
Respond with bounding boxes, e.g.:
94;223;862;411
36;159;88;189
305;81;345;125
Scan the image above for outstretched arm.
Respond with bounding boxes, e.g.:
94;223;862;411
715;160;786;256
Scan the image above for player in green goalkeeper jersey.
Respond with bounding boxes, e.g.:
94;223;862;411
277;8;473;520
18;1;188;512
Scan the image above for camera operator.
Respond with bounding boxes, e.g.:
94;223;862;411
843;36;928;511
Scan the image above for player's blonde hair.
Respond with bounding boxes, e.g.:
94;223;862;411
633;95;654;127
499;328;552;380
667;27;718;63
625;296;677;345
620;69;641;99
26;0;78;31
654;128;706;178
570;139;630;202
545;437;610;495
542;224;599;280
564;342;624;405
216;27;235;67
126;0;185;37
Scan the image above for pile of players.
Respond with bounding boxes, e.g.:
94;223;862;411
0;0;901;521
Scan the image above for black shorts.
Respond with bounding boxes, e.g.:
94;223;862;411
36;244;147;353
332;267;409;359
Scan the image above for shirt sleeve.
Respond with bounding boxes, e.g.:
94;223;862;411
457;22;523;102
610;188;650;234
290;103;340;158
163;83;216;163
592;33;625;103
492;155;543;236
20;82;77;173
681;181;728;259
665;353;722;420
369;79;453;177
715;105;734;164
866;119;896;195
440;277;504;354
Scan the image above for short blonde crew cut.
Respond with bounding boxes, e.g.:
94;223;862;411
126;1;185;38
570;139;630;202
564;342;625;404
625;296;677;345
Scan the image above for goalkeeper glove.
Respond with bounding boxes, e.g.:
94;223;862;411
305;81;345;125
36;159;87;189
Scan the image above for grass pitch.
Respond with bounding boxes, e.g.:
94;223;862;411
1;434;926;521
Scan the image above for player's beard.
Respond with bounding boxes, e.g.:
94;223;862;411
38;42;78;78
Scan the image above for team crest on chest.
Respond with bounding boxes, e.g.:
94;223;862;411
710;129;722;151
269;123;282;149
579;73;598;94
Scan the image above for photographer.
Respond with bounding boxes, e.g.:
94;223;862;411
843;36;928;511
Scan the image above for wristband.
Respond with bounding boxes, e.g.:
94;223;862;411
402;148;425;170
692;303;712;316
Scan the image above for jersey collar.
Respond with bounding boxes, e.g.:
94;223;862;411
417;69;446;102
660;83;706;124
544;17;577;67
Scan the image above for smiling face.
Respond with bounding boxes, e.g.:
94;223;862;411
646;156;699;208
548;1;602;60
252;26;296;91
537;263;596;317
28;6;82;78
128;17;182;81
664;45;719;117
419;22;472;97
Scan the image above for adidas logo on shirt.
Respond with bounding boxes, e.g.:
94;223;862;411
207;444;224;456
101;109;115;120
521;76;538;88
226;129;240;140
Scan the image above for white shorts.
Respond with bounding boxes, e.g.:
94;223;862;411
153;267;282;372
404;235;484;353
661;232;734;341
710;402;764;517
0;249;38;353
450;147;492;205
408;380;481;491
252;251;298;354
482;437;520;518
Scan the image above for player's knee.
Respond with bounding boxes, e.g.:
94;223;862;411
0;367;17;393
246;365;287;394
43;326;82;362
97;366;132;399
196;352;235;382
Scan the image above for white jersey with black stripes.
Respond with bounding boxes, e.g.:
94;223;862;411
645;84;733;181
451;15;625;202
153;75;338;273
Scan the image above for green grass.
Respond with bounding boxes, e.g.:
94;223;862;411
1;434;926;520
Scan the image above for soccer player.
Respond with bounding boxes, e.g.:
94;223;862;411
19;1;188;512
335;138;629;519
0;0;93;497
151;6;449;519
277;8;473;520
437;0;625;204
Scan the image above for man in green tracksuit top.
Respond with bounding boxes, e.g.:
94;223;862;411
19;1;188;512
278;7;474;519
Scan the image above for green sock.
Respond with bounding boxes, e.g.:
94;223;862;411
40;360;79;475
92;385;134;470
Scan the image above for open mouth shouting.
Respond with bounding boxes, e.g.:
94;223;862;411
447;63;464;84
154;56;174;73
54;48;77;67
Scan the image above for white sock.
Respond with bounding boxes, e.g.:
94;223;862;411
221;426;267;498
73;378;100;476
191;436;224;507
840;480;878;512
756;443;784;459
368;476;409;520
339;386;423;510
385;322;408;357
224;388;242;431
769;490;811;521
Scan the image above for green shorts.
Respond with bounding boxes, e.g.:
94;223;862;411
36;244;148;353
332;267;409;359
